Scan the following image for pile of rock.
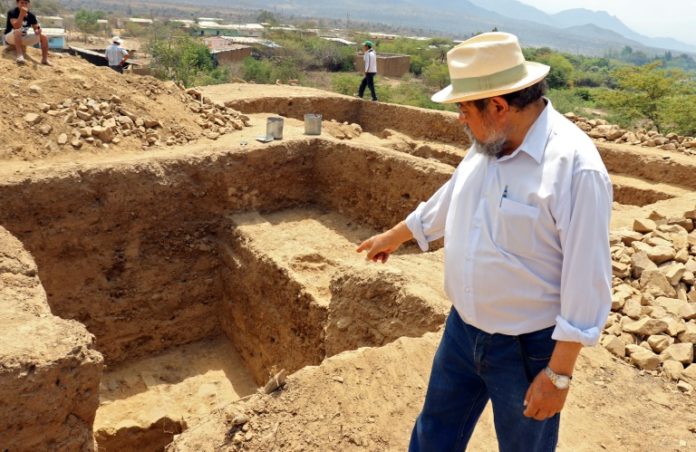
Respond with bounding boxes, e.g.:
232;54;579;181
564;112;696;156
323;120;362;140
603;208;696;393
26;95;195;150
182;88;252;141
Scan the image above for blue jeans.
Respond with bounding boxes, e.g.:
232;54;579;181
410;308;559;452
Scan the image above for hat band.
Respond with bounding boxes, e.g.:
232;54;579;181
451;63;528;93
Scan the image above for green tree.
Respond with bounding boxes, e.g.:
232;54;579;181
602;62;692;132
149;36;228;87
74;9;103;41
257;10;278;26
423;62;450;89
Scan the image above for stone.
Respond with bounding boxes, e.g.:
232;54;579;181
117;115;134;126
677;380;693;393
621;297;642;319
57;133;68;145
616;229;643;245
662;343;694;365
668;218;694;233
640;270;677;298
612;261;630;278
690;288;696;303
681;364;696;386
144;119;162;129
675;248;690;263
24;113;42;125
647;306;668;319
634;218;657;233
627;345;661;370
647;334;673;353
39;124;52;135
654;297;688;316
632;241;653;254
91;126;114;143
70;139;83;149
683;272;695;285
663;359;684;380
647;236;673;248
619;332;636;346
29;84;42;94
76;110;92;121
661;263;686;286
677;283;689;302
666;317;687;337
631;252;657;278
647;246;676;264
611;287;632;311
601;335;626;357
678;322;696;343
622;317;668;336
679;303;696;321
103;118;117;129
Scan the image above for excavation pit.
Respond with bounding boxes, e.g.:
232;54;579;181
3;87;696;451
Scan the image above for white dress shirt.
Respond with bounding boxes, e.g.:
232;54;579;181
105;44;128;66
405;100;612;346
364;49;377;73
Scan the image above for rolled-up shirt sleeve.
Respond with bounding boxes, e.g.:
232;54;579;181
552;169;613;346
405;175;456;252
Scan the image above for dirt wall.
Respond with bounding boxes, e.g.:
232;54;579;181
223;97;469;146
0;227;103;451
599;143;696;190
218;226;328;385
312;141;453;231
0;143;314;365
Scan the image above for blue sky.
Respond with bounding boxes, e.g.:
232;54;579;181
519;0;696;46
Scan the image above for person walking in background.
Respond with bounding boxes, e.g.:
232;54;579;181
105;36;129;73
357;40;378;101
4;0;51;65
357;32;612;451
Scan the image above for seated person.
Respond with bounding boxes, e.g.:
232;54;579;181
4;0;50;65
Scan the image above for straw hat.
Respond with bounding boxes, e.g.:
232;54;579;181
112;36;123;45
432;32;550;104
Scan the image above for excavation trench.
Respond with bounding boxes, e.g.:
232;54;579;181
0;139;451;451
1;94;694;451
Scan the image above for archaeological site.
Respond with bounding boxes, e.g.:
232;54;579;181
1;50;695;452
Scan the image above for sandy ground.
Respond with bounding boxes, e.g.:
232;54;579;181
2;49;696;451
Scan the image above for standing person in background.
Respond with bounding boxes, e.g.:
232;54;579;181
357;40;378;101
105;36;129;73
4;0;51;65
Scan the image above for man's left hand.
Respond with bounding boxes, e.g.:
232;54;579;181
523;370;569;420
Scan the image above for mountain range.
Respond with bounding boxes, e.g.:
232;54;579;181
162;0;694;56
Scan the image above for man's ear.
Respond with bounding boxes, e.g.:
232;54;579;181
489;96;510;117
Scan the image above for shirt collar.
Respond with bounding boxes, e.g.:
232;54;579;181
497;97;554;165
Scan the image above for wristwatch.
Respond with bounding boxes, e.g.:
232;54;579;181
544;366;572;390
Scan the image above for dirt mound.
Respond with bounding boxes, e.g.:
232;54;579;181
0;47;251;161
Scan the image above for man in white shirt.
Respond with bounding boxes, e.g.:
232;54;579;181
357;32;612;451
105;36;129;73
357;40;378;101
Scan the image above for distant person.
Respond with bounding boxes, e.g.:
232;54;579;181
357;40;377;101
357;32;612;451
105;36;129;73
4;0;50;65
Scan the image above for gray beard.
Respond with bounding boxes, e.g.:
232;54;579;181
462;123;507;157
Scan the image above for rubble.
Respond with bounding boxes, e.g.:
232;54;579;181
603;208;696;384
564;112;696;157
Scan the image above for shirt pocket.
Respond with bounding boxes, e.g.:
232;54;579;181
494;197;540;258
